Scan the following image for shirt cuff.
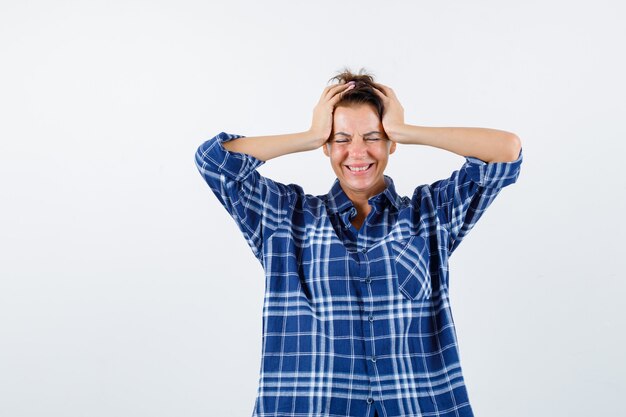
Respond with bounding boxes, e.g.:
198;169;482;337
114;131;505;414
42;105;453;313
463;147;523;188
198;131;265;182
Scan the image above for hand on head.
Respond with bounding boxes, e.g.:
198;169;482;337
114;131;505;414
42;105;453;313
309;81;356;148
309;69;406;147
371;83;405;142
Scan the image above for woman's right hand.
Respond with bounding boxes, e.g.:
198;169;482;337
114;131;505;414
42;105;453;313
308;81;355;148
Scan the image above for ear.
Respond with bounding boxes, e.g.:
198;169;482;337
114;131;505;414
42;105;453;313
322;142;330;157
389;141;397;155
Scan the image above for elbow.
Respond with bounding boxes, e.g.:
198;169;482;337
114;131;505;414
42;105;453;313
502;133;522;162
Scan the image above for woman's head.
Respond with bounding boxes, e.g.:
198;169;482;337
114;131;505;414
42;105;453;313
323;68;396;202
328;68;384;120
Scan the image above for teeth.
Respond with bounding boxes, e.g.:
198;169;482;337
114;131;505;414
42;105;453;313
348;164;371;172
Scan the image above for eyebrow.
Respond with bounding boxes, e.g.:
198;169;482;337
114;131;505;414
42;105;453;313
333;131;383;137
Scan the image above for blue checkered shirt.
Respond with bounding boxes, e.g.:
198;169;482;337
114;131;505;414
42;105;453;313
195;132;523;417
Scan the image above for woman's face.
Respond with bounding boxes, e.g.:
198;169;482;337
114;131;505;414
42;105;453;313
323;103;396;201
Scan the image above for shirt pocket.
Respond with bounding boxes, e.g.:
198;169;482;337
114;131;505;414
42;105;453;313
390;235;432;301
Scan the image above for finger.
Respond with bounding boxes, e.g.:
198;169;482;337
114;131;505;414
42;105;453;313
319;84;336;100
373;83;390;94
324;81;355;101
377;83;398;99
325;82;355;103
328;87;353;107
370;85;388;100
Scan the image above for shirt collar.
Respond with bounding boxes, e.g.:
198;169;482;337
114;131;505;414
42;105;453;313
326;176;402;213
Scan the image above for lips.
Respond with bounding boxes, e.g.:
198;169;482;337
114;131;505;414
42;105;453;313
345;163;374;173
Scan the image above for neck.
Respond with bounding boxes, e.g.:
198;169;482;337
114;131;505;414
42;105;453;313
341;182;386;214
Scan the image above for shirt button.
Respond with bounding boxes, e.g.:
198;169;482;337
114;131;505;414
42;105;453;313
365;278;372;284
360;248;367;253
371;356;376;363
368;315;374;322
366;397;374;404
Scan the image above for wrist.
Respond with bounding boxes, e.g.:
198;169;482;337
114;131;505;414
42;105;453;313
384;123;412;144
306;128;330;149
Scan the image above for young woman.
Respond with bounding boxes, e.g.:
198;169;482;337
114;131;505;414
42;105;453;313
195;70;523;417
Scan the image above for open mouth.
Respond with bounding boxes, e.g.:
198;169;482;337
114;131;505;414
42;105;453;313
345;164;373;173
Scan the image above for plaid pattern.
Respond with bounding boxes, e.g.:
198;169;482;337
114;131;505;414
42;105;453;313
195;132;523;417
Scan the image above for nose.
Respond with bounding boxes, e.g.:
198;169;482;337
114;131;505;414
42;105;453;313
348;137;368;159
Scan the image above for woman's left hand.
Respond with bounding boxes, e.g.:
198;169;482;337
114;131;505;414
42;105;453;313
372;83;405;142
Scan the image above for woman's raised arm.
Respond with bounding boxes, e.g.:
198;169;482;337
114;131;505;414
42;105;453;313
372;83;522;163
222;81;356;161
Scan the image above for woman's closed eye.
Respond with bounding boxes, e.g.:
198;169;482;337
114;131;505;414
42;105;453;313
332;137;382;144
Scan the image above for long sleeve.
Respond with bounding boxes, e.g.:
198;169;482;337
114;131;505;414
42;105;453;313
431;148;523;254
194;132;296;262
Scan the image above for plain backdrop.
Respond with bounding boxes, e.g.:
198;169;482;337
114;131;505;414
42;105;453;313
1;1;625;416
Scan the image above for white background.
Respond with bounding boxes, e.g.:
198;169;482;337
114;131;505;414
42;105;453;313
1;1;625;416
